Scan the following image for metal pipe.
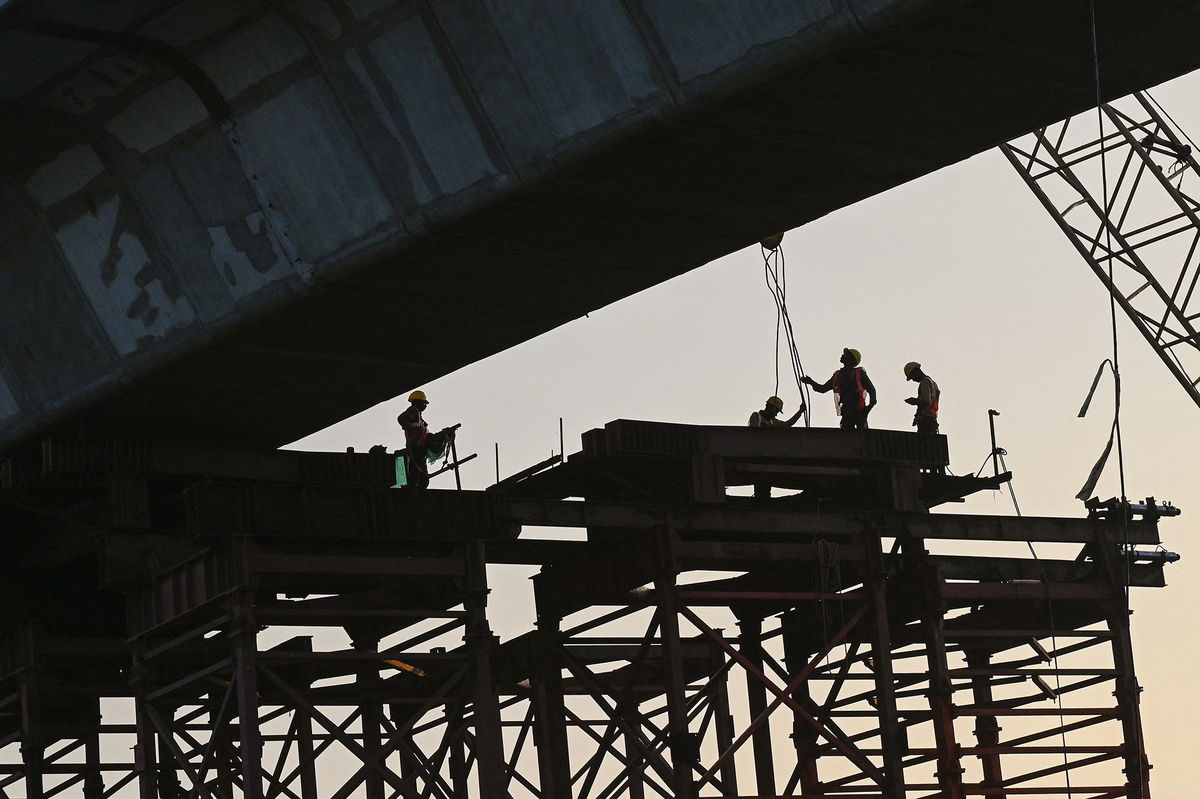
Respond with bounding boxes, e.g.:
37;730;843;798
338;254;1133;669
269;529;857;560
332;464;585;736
987;410;1000;478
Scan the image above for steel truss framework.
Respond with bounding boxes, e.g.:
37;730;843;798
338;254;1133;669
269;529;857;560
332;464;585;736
0;422;1172;797
0;624;136;799
1002;91;1200;408
124;537;511;799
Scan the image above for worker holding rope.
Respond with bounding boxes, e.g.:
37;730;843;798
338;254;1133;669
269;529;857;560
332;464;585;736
748;395;805;499
747;395;805;429
804;348;877;430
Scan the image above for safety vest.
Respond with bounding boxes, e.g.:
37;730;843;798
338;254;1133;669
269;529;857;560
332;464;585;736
399;408;429;448
831;367;866;415
921;377;940;418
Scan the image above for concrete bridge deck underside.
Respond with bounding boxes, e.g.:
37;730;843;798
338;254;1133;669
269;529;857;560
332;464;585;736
1;0;1198;449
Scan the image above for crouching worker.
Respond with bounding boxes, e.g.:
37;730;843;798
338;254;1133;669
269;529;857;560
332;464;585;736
748;395;805;499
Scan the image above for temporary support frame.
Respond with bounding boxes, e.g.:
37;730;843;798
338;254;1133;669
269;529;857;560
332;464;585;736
0;423;1174;797
0;624;136;799
497;518;1153;799
1002;91;1200;408
125;537;508;799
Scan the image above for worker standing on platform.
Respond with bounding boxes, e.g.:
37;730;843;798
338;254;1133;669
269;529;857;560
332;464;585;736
903;361;940;434
748;395;805;499
397;390;454;489
803;348;877;429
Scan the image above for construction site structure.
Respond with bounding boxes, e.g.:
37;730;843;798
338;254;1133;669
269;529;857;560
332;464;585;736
1003;90;1200;409
0;420;1177;798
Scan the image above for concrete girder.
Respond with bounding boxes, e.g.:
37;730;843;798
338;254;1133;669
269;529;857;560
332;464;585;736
1;1;1199;449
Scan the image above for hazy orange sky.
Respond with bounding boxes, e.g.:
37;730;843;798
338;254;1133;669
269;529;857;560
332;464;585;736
292;72;1200;792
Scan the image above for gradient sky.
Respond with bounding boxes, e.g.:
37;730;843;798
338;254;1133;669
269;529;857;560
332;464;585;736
292;72;1200;792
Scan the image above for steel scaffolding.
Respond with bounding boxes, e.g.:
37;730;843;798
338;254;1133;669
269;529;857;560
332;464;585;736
0;421;1174;797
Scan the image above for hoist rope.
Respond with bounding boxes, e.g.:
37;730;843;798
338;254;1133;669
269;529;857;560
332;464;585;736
1079;4;1144;792
1093;3;1147;788
997;449;1073;793
761;243;812;425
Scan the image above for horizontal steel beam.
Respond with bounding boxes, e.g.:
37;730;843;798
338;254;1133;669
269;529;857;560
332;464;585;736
500;498;1159;544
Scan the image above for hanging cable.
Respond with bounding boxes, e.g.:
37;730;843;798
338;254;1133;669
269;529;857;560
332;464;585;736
761;239;813;425
1087;4;1144;792
997;446;1073;795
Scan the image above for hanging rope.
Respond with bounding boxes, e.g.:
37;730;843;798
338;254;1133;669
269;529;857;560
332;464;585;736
1080;4;1142;791
761;240;812;425
997;448;1074;790
1074;358;1120;501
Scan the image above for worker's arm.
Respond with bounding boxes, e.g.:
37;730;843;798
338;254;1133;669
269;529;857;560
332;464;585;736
861;370;878;409
803;375;833;393
781;403;806;427
915;379;934;413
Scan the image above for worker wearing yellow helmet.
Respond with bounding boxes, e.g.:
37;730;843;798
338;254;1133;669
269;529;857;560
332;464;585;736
903;362;941;434
748;395;805;429
397;390;433;488
748;394;806;499
803;347;877;430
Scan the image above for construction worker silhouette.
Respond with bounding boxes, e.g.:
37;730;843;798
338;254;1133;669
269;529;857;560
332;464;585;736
804;348;877;430
903;361;940;434
748;395;805;499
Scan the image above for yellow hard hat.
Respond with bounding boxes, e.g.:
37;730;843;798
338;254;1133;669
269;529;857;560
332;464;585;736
903;361;921;379
844;348;861;366
766;396;784;412
408;390;428;403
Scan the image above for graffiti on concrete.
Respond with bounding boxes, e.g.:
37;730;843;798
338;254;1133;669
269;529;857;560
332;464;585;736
41;56;148;117
207;210;290;298
55;195;195;355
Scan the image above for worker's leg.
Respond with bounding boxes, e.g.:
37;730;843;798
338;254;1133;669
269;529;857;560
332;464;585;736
916;417;939;435
407;450;430;489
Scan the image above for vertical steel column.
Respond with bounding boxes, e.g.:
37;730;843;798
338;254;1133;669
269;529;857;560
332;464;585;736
231;587;263;799
781;612;821;795
737;616;776;797
295;711;319;799
620;700;647;799
655;571;697;799
449;722;468;799
132;649;158;799
530;620;571;796
865;533;906;799
18;676;44;799
209;693;235;798
966;651;1006;797
708;638;738;796
84;728;104;799
465;542;506;797
354;636;386;799
920;565;964;799
1109;609;1151;798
